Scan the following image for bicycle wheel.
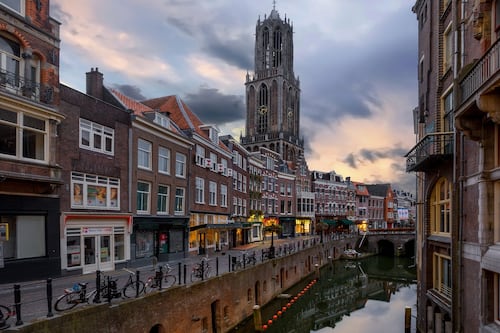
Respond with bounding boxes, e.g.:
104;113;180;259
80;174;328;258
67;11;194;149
164;275;176;288
205;267;212;278
0;304;12;320
55;292;80;311
122;280;145;298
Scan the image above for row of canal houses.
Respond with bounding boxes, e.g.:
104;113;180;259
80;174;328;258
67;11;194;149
0;66;415;284
0;0;414;283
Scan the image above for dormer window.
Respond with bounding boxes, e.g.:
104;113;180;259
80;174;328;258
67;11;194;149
153;112;170;129
200;124;220;145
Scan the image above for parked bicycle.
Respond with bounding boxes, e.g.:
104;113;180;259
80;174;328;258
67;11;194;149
191;257;211;281
144;264;177;293
243;251;257;265
121;268;146;298
0;303;15;328
54;282;98;311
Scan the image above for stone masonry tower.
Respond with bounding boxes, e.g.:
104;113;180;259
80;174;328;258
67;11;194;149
241;3;303;168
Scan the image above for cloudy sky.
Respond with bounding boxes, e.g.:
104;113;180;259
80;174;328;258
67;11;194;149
49;0;418;191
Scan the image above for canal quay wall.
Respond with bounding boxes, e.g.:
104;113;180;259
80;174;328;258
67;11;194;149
4;238;358;333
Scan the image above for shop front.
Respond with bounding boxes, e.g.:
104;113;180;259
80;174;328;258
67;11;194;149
132;217;188;265
279;217;297;237
62;214;132;274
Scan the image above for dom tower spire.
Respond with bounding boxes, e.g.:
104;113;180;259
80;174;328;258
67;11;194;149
241;4;303;167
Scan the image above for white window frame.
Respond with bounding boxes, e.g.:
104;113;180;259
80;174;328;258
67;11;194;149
157;184;170;214
0;109;49;162
175;152;186;178
174;187;185;215
137;181;151;214
71;172;120;210
210;152;217;172
79;119;114;156
221;184;228;207
138;138;152;170
195;177;205;204
196;145;205;166
209;181;217;206
158;146;170;175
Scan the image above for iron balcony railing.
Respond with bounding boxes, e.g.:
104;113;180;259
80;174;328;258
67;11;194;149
460;37;500;105
0;69;54;104
405;132;454;172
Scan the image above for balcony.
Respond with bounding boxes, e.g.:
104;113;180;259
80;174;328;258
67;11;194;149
0;70;54;105
405;132;454;172
456;37;500;140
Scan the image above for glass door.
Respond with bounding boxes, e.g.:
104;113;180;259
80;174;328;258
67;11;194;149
83;234;114;274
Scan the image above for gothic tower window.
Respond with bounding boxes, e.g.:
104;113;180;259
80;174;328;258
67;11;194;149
273;28;282;67
262;27;270;69
257;84;269;134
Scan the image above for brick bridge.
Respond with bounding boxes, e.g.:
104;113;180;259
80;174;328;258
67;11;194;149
356;229;416;257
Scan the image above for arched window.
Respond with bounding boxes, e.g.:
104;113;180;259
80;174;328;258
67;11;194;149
430;177;452;235
273;28;282;67
0;35;20;78
257;84;268;134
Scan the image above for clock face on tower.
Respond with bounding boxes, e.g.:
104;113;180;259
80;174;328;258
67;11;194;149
258;105;268;115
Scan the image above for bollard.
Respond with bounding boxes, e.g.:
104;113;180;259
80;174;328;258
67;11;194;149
178;262;182;285
183;264;187;285
404;306;411;333
46;278;53;317
158;266;163;290
14;284;22;326
229;254;232;272
253;304;263;332
95;270;101;303
135;270;140;298
107;276;112;304
216;257;219;276
314;264;320;281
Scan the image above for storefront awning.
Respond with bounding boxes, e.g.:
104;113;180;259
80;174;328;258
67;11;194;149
190;223;243;231
340;219;354;225
322;220;337;226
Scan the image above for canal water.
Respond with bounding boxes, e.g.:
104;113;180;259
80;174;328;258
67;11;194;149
231;255;416;333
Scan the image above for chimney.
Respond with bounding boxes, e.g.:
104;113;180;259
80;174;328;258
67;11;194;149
86;67;104;99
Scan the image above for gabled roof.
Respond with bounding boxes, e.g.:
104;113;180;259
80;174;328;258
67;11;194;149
142;95;230;152
109;88;154;115
366;184;392;197
109;89;183;135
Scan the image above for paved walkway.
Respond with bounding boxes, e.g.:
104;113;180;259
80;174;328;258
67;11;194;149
0;235;321;329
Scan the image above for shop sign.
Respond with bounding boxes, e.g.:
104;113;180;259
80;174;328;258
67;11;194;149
82;227;113;235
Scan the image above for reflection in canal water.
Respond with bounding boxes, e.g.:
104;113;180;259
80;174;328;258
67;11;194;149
231;255;416;333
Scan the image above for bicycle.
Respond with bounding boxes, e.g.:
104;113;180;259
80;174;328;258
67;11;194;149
54;282;98;311
0;304;15;327
161;263;176;288
121;268;146;298
191;257;211;282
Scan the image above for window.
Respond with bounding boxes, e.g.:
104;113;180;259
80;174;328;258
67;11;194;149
195;177;205;204
157;185;169;214
210;152;217;172
138;138;152;170
430;177;452;235
79;119;114;155
433;252;452;300
71;172;120;209
137;182;150;214
174;187;185;215
221;185;228;207
443;23;453;71
195;145;205;166
443;88;454;132
0;0;23;14
209;181;217;206
1;215;45;259
158;146;170;174
175;152;186;178
0;109;48;162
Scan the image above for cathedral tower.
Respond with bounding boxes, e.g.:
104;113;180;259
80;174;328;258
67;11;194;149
241;4;303;167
